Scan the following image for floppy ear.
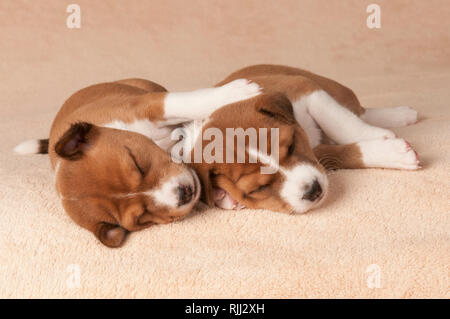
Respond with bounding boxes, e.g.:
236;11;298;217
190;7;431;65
256;93;295;124
62;199;129;248
54;122;95;160
95;223;129;248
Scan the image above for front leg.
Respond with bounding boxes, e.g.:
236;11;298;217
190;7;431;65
297;90;396;144
162;79;261;125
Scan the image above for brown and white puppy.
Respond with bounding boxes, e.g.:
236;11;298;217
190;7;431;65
15;64;420;245
191;64;420;212
189;93;328;214
15;78;262;247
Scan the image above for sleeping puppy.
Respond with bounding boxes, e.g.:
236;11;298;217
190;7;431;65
190;64;420;212
14;78;262;247
14;64;419;246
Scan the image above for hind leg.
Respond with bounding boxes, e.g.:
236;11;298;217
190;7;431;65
314;138;420;170
361;106;418;128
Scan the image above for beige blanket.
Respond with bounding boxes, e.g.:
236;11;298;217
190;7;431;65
0;0;448;298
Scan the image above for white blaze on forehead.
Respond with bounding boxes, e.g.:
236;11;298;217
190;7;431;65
144;170;196;208
147;176;179;208
247;145;328;213
280;164;328;214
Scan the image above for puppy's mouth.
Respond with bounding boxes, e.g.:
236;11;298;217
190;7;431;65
213;187;246;210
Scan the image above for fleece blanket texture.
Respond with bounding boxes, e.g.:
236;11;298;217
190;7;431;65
0;0;448;298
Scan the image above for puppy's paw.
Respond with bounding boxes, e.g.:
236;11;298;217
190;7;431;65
386;106;418;127
219;79;262;104
360;125;396;141
362;106;418;128
359;138;420;170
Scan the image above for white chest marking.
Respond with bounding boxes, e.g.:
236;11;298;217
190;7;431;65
145;175;179;208
103;119;177;151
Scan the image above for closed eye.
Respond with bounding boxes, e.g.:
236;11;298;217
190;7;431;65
248;184;270;195
125;146;145;177
137;207;154;226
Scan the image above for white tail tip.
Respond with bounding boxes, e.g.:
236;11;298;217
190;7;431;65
14;139;40;154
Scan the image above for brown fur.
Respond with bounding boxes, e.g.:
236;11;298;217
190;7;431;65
191;93;324;213
49;80;168;168
313;144;365;170
217;64;365;116
192;64;371;211
47;65;372;244
218;65;368;169
50;79;195;247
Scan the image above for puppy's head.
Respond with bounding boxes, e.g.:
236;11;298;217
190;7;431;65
53;122;200;247
192;93;328;214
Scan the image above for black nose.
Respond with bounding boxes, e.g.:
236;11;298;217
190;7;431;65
302;179;322;202
177;184;193;206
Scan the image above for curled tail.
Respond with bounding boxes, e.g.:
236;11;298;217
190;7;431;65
14;139;49;155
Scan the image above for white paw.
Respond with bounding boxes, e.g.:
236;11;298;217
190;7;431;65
360;125;396;141
387;106;418;127
359;138;420;170
362;106;418;128
218;79;262;105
